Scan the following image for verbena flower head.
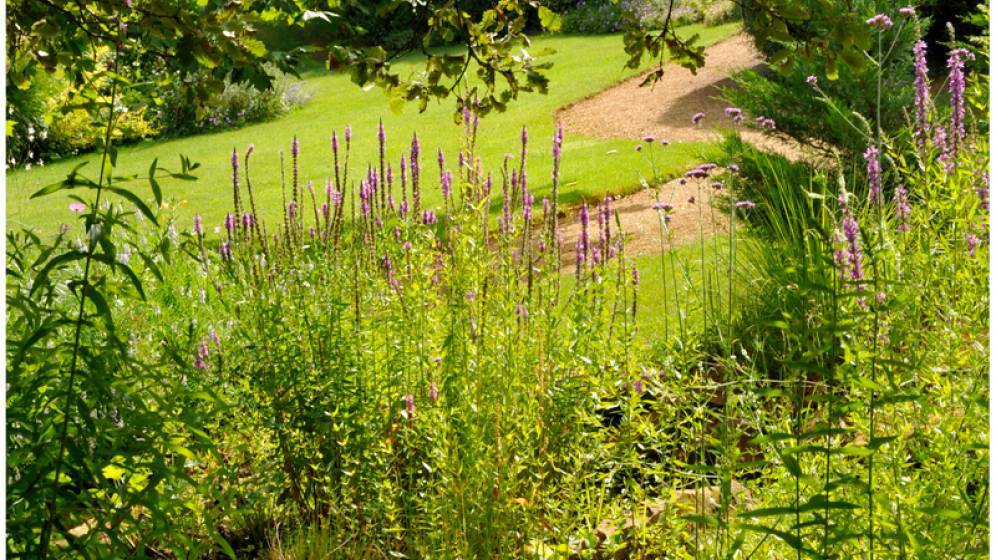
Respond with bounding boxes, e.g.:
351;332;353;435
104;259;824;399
866;14;893;29
687;195;695;204
899;6;915;18
643;134;656;143
806;75;818;87
692;112;705;125
653;201;673;211
728;163;740;173
734;200;756;209
724;107;742;119
69;202;86;213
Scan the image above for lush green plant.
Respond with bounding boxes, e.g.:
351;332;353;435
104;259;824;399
561;0;627;34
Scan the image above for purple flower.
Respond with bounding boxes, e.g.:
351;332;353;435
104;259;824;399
724;107;742;119
291;136;299;158
193;214;203;236
631;267;640;286
209;327;221;350
806;75;818;87
899;6;915;18
947;48;975;145
288;200;298;220
225;213;236;232
465;290;476;303
866;14;893;29
893;185;911;232
404;394;415;415
727;163;740;173
515;303;528;318
734;200;756;209
331;131;339;152
377;118;386;144
660;139;670;146
687;195;696;204
756;117;776;129
841;210;864;281
710;181;724;189
344;125;352;142
864;145;883;206
69;202;86;213
219;242;233;261
579;203;590;264
422;209;437;226
642;134;656;143
552;124;564;162
912;41;931;146
632;380;643;393
429;382;439;401
194;340;209;370
441;170;452;198
653;201;674;211
966;233;980;255
875;292;887;304
692;112;705;125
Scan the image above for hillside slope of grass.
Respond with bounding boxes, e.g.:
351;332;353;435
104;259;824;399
6;23;739;232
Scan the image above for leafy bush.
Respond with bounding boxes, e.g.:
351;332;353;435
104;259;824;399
561;0;627;34
729;0;920;158
151;70;312;138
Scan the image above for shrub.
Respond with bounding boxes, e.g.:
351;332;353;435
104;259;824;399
729;0;919;158
152;69;312;137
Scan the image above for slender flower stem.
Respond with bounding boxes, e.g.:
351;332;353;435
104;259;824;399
39;42;121;560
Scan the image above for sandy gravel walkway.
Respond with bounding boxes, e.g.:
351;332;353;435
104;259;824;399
557;33;797;158
557;168;733;265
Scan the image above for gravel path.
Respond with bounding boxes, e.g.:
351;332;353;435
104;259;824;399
557;33;798;158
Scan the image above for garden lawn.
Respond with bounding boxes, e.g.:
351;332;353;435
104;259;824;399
6;23;739;233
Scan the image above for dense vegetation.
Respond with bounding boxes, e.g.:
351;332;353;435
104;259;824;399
5;1;990;559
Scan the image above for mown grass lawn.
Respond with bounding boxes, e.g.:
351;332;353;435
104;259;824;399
6;23;738;232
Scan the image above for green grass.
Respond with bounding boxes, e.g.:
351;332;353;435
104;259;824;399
633;230;758;342
6;23;739;232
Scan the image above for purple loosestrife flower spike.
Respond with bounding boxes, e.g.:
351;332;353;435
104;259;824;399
219;242;233;262
429;382;439;401
912;41;931;146
947;48;975;146
894;185;911;232
410;133;421;213
193;214;203;236
841;209;864;281
225;213;236;232
231;148;241;215
344;125;352;142
631;267;640;286
966;233;980;255
580;203;590;265
194;340;210;370
864;145;883;206
404;394;415;415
